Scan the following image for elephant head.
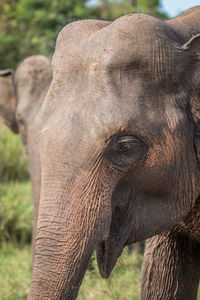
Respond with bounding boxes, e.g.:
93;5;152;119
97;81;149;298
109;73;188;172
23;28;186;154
14;55;52;154
0;69;18;133
29;11;200;300
0;55;52;152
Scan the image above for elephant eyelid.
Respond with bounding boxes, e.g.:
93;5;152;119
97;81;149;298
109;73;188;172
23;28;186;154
117;136;140;144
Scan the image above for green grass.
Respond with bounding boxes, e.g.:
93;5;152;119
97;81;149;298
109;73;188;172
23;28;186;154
0;123;29;181
0;243;32;300
78;250;143;300
1;241;200;300
0;242;143;300
0;181;32;244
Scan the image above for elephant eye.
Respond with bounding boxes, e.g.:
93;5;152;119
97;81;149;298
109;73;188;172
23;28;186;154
18;118;24;125
118;143;131;152
106;135;148;171
117;136;138;153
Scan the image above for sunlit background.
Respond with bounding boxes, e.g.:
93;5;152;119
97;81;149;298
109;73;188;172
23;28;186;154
161;0;200;17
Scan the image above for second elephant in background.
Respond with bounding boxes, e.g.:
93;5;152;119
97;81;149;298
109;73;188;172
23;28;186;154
0;55;52;256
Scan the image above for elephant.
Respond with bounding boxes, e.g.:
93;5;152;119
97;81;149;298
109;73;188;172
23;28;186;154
0;69;18;133
28;6;200;300
0;55;52;255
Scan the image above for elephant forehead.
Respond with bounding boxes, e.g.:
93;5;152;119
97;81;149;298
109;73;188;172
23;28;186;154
53;13;188;85
15;55;51;88
53;96;136;140
43;60;185;145
48;84;166;149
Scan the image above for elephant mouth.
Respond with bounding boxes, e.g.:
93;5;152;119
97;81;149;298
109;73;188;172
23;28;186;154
96;239;124;278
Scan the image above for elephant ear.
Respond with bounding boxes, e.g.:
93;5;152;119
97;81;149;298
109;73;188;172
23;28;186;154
0;69;18;133
181;34;200;162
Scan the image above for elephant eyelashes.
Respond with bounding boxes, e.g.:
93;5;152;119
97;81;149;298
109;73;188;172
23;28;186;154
106;135;148;171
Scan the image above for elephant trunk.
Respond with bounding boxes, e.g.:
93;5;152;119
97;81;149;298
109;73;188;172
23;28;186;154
28;163;113;300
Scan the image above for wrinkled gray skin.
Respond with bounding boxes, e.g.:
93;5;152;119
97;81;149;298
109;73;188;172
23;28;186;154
29;7;200;300
142;7;200;300
0;55;52;255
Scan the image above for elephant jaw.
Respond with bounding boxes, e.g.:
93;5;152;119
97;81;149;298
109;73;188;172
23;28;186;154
96;238;124;278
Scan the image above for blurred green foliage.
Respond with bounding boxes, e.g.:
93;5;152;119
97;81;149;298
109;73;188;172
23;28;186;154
0;123;29;181
0;0;168;69
0;181;32;245
0;243;32;300
93;0;168;20
0;0;95;69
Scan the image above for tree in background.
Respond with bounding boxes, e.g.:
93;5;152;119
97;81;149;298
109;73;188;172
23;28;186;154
0;0;168;69
137;0;168;18
93;0;168;20
0;0;94;69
